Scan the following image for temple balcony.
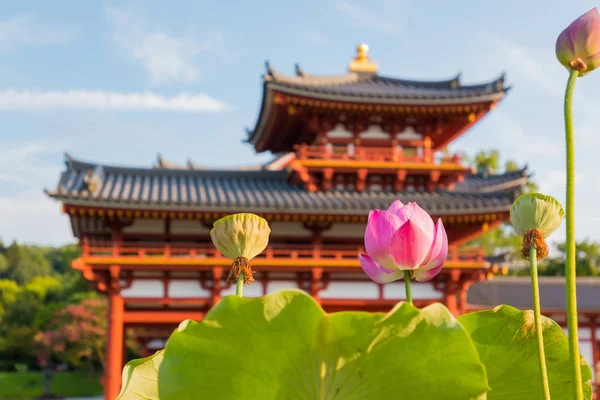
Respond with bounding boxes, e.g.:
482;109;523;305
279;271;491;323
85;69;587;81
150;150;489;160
291;143;472;192
79;241;498;273
294;143;465;167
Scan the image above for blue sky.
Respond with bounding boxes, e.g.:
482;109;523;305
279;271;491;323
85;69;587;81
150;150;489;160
1;0;599;246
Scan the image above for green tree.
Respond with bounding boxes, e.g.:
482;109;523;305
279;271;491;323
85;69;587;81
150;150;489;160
474;150;499;174
0;254;8;275
45;244;80;275
0;242;101;372
0;280;20;322
23;276;62;302
0;276;69;370
8;256;51;285
539;241;600;277
5;242;24;271
504;160;520;172
34;296;139;395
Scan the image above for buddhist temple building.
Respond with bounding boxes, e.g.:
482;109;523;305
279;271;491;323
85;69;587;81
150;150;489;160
46;44;531;399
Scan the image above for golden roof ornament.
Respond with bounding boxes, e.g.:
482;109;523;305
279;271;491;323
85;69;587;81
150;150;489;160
348;43;378;74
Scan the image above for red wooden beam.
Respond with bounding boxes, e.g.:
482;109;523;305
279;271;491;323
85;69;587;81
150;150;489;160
124;310;205;324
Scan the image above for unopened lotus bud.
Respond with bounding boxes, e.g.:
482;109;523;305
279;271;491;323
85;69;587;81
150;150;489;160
210;213;270;284
556;8;600;76
510;193;564;260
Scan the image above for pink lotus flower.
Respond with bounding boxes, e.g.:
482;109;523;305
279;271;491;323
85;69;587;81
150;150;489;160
359;201;448;283
556;8;600;76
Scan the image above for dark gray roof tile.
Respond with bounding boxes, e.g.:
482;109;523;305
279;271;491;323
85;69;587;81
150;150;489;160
46;155;525;216
263;66;507;103
454;168;529;193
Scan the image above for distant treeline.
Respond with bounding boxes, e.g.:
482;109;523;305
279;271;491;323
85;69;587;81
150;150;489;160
0;241;105;372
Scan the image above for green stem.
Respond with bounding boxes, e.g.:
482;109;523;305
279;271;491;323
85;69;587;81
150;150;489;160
404;271;412;305
236;272;244;297
564;67;583;400
530;246;551;400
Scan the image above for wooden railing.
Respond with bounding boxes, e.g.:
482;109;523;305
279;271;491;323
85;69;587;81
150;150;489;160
83;241;485;264
293;144;463;165
450;246;485;263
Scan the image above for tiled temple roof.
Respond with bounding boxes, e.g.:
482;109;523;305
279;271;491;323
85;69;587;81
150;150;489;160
453;167;530;193
261;63;508;104
247;60;510;152
45;154;526;216
468;277;600;312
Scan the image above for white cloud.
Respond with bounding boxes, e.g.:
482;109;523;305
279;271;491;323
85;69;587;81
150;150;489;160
106;6;226;85
334;0;397;34
0;89;230;112
0;12;73;53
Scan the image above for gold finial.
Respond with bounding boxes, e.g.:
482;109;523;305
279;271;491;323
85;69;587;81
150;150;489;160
349;43;378;74
357;43;369;61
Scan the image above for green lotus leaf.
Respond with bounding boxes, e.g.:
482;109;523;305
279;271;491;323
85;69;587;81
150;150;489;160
458;305;593;399
157;289;489;400
116;349;163;400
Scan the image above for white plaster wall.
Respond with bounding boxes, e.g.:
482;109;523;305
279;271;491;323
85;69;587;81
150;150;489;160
121;280;164;298
267;281;299;293
383;282;442;300
320;282;379;299
169;281;211;298
221;283;264;298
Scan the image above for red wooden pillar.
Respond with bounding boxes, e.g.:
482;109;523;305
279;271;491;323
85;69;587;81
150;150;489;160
423;136;432;163
105;283;124;398
458;290;467;315
322;168;334;191
457;280;472;315
310;268;323;305
211;267;223;306
82;234;90;256
590;316;599;394
111;227;122;257
444;270;460;316
444;290;457;316
312;229;322;259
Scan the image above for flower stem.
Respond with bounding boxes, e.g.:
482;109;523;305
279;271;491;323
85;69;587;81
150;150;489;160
529;246;550;400
564;67;583;400
404;271;412;305
236;271;245;297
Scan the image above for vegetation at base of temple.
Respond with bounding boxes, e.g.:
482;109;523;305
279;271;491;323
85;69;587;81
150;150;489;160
0;241;89;369
0;370;103;400
0;240;133;398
